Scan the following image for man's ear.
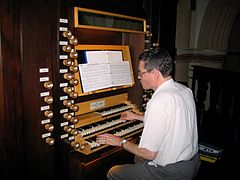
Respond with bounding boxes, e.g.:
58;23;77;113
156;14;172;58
152;69;161;77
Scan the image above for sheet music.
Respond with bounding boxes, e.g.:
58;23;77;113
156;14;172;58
85;51;109;64
107;51;123;63
79;50;133;93
79;64;112;92
85;51;123;64
110;61;133;86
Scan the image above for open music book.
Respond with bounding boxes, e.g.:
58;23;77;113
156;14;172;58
78;50;133;93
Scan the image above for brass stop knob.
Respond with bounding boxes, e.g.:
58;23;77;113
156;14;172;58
62;45;72;53
63;87;73;94
70;117;79;124
69;51;78;59
63;126;72;133
44;81;53;89
63;73;74;80
69;65;79;73
44;110;53;118
69;38;78;45
63;113;72;120
71;129;79;136
63;59;73;67
45;137;55;145
71;141;86;150
70;104;79;112
69;92;78;99
63;100;72;107
62;30;72;38
44;96;53;104
69;79;79;86
45;123;54;132
71;141;80;149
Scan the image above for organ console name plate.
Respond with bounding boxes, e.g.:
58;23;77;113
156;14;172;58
74;45;135;96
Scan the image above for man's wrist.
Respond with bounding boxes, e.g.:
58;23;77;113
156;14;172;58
120;139;128;147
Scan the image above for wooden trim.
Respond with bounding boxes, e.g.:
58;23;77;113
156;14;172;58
75;7;146;21
74;7;146;33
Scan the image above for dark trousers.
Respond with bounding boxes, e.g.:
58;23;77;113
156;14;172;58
107;154;201;180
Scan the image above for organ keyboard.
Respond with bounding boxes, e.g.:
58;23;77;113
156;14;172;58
70;93;143;155
96;103;133;117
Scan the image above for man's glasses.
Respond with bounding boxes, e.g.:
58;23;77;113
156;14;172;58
138;70;152;77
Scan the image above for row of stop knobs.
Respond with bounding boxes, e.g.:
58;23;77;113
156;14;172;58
42;81;54;145
44;30;80;146
61;30;82;149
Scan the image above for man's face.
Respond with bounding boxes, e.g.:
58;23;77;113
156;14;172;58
138;61;153;90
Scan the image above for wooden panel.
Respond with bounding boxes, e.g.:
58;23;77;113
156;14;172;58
20;0;59;179
0;1;25;179
122;33;145;110
69;138;139;180
74;28;123;45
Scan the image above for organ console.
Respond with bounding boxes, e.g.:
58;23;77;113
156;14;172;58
59;32;144;156
71;93;144;155
53;7;147;179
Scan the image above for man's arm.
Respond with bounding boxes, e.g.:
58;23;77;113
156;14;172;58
97;133;157;160
122;140;157;160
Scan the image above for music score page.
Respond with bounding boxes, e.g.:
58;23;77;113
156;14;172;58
78;51;133;93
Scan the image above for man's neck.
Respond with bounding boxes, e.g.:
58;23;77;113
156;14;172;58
153;76;172;91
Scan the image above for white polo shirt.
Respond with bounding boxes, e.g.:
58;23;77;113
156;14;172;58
138;79;198;166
